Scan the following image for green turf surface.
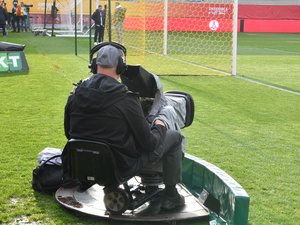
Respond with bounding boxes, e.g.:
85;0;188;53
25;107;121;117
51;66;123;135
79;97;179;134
0;32;299;224
237;33;300;92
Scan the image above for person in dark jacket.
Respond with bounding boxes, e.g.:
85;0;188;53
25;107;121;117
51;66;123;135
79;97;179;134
11;2;17;32
64;43;185;211
0;3;7;36
91;5;106;45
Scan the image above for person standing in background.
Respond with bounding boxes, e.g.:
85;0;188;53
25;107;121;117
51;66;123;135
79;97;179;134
11;2;17;32
20;2;27;31
113;2;126;44
5;0;12;29
0;2;8;36
92;5;106;45
14;2;22;32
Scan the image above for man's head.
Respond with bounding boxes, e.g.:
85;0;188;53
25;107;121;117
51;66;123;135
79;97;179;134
98;5;102;10
96;45;126;77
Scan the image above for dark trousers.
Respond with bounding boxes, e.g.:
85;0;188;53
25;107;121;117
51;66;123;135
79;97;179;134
16;17;21;32
0;24;6;35
7;13;12;27
12;16;16;31
142;130;183;186
21;15;27;32
94;25;104;43
12;16;21;32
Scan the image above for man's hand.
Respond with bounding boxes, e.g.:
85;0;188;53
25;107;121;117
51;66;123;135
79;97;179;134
154;119;165;127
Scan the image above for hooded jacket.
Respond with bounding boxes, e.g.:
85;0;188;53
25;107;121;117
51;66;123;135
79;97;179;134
64;74;166;177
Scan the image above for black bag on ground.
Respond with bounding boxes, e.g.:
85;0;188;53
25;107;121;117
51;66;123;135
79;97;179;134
32;155;63;193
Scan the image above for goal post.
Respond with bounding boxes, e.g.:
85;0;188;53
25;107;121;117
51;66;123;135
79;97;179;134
232;0;238;76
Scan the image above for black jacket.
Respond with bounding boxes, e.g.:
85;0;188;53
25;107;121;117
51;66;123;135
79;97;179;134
91;9;106;26
64;74;166;177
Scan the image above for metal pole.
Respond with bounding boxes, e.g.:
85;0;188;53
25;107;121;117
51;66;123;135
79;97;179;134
108;0;112;42
89;0;92;60
51;0;56;37
163;0;168;55
80;0;83;32
75;0;77;56
44;0;47;29
232;0;238;76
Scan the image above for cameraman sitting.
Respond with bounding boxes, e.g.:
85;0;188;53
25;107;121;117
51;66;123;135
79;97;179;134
64;43;184;211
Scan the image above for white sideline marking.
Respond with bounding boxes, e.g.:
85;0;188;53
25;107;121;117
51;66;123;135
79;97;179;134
236;76;300;96
241;47;300;55
163;54;230;76
261;48;300;55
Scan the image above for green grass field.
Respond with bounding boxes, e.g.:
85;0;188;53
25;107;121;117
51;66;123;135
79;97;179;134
0;32;299;224
237;33;300;92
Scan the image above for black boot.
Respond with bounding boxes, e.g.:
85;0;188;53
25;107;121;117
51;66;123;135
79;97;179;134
161;185;185;210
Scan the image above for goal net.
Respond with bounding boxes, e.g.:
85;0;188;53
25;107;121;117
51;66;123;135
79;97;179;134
53;0;87;36
48;0;238;76
112;0;238;76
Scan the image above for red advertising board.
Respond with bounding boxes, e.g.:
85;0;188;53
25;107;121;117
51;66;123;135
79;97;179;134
239;5;300;33
28;2;300;33
243;20;300;33
125;17;233;32
239;5;300;20
125;3;233;32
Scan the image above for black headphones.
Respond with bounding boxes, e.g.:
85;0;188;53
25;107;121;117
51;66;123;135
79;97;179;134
89;42;127;75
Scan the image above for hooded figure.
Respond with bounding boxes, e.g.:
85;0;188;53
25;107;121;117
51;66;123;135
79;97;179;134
64;45;168;178
64;43;185;211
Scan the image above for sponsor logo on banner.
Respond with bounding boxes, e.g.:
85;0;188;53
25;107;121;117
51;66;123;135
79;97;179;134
209;20;219;31
0;52;29;72
208;7;229;16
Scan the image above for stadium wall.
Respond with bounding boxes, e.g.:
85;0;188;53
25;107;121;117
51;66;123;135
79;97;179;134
239;0;300;5
238;5;300;33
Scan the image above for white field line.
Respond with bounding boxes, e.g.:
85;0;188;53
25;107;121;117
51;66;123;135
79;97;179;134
241;47;300;55
128;45;230;76
236;75;300;96
261;48;300;55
